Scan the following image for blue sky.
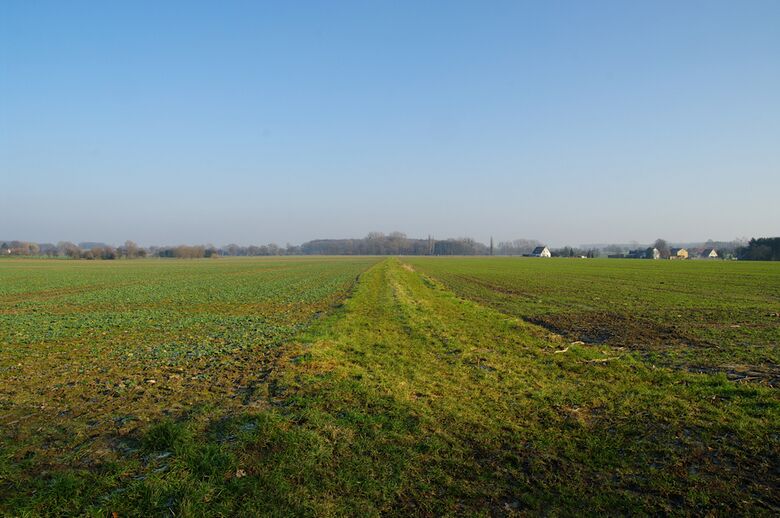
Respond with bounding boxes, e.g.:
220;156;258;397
2;1;778;246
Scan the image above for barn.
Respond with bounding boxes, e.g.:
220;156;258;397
530;246;551;258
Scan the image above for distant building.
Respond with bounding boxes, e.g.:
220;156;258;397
698;248;718;259
529;246;551;258
670;248;688;259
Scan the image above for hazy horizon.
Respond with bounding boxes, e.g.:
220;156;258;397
0;232;758;252
3;1;779;246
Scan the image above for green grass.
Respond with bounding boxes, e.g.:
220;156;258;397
1;257;778;515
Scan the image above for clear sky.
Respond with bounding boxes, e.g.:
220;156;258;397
2;1;779;247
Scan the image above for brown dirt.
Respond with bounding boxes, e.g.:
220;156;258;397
526;311;707;350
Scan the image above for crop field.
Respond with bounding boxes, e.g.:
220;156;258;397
1;257;779;516
406;257;780;383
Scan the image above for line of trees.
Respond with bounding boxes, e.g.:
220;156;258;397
301;232;431;255
0;240;147;259
0;234;486;258
3;235;778;260
737;237;780;261
550;247;600;258
155;245;212;259
300;233;490;256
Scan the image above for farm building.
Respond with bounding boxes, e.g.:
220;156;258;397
670;248;688;259
529;246;551;258
697;248;719;259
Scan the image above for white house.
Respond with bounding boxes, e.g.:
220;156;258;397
530;246;551;258
698;248;718;259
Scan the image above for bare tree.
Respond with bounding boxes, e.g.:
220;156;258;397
654;238;671;259
57;241;82;259
124;240;139;259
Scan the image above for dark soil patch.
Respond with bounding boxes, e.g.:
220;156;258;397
526;311;708;350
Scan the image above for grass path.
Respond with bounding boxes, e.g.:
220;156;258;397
3;258;778;516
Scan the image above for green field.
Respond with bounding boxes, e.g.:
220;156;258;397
1;257;778;515
406;257;780;381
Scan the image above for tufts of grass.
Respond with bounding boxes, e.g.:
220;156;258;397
142;419;192;453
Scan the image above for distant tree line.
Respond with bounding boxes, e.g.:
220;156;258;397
0;240;147;259
3;235;777;260
154;245;212;259
737;237;780;261
0;234;486;258
302;232;425;255
549;247;600;258
300;233;489;255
